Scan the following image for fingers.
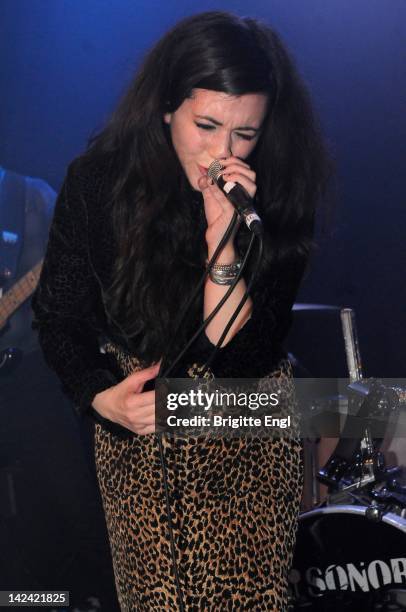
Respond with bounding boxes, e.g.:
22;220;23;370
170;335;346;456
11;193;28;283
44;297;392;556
205;175;256;208
136;424;156;435
128;401;155;427
216;155;250;167
206;157;257;200
220;165;256;183
120;391;156;435
217;156;255;177
219;172;256;199
118;363;161;435
198;175;211;191
200;179;234;228
124;362;161;393
126;389;155;409
217;159;256;199
93;364;161;436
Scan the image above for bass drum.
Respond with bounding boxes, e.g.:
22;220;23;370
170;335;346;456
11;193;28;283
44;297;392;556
289;505;406;611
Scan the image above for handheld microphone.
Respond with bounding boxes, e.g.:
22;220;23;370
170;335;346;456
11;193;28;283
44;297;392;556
207;160;263;235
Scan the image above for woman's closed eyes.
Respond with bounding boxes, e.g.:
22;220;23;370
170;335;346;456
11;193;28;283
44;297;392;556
194;122;256;141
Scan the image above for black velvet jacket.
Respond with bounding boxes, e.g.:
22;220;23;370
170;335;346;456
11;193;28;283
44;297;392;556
32;154;307;416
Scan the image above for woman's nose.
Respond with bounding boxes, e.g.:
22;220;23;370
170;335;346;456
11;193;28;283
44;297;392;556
209;131;233;160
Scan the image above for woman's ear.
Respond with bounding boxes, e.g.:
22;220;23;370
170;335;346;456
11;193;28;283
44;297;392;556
163;113;171;125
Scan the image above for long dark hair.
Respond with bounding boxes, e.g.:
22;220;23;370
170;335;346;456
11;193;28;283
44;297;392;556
86;11;331;362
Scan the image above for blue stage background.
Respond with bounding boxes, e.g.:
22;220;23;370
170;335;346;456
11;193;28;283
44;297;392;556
1;0;405;374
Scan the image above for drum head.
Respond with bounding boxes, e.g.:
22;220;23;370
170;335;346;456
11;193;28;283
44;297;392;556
289;505;406;611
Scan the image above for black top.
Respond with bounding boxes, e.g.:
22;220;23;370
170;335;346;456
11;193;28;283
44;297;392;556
32;153;307;416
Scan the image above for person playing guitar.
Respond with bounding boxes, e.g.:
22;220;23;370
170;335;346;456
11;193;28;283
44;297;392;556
0;165;55;372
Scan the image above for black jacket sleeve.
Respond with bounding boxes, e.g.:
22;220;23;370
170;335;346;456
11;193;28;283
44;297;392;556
31;160;118;414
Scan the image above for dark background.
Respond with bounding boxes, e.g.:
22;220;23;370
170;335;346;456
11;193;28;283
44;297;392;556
1;0;405;376
0;2;404;607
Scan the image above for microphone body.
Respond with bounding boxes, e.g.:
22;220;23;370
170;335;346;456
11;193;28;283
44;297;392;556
207;160;263;235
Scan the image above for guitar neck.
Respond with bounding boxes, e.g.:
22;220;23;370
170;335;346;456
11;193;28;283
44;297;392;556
0;260;43;327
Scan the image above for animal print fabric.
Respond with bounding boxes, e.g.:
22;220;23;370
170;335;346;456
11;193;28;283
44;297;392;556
94;344;303;611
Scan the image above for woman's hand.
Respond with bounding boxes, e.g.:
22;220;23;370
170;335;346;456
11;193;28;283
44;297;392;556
91;362;160;435
198;156;257;260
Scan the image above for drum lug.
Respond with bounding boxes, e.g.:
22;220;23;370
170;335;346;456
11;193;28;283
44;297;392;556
365;500;384;522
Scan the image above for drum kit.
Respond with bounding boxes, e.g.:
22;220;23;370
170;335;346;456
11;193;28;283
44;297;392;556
288;307;406;611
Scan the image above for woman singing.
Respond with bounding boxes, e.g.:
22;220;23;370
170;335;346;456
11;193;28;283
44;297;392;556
33;11;330;611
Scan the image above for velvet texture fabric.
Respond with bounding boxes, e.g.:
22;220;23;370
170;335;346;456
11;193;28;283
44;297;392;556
32;154;306;418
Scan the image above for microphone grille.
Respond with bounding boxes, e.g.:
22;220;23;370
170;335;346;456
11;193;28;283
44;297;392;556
207;160;224;181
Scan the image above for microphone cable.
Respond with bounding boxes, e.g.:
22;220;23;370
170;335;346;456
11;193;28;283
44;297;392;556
159;211;240;377
160;223;254;379
155;216;263;611
155;211;241;611
199;233;263;377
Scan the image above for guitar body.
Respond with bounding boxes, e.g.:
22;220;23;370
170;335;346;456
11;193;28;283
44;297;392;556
0;259;43;373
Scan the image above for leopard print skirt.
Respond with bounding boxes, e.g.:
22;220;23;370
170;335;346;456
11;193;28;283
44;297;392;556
94;346;303;611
